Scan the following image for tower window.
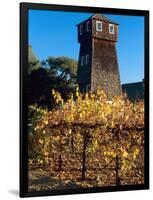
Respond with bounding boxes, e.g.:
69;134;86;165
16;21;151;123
79;25;83;35
81;56;85;66
109;24;115;34
86;21;90;32
96;21;102;31
86;54;89;65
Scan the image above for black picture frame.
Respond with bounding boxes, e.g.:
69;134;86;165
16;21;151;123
20;2;149;198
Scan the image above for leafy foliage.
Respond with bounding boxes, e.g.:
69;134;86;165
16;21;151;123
46;56;78;77
28;47;78;108
28;88;144;189
28;45;41;74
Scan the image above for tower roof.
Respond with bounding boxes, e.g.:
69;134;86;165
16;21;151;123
76;13;119;26
91;14;118;25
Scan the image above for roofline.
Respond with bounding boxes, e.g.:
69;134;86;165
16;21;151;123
76;14;119;26
76;17;92;26
92;16;119;25
122;81;144;86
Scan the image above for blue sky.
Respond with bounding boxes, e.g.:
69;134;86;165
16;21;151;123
28;10;144;84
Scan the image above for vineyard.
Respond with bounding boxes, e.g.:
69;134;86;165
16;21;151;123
28;87;144;191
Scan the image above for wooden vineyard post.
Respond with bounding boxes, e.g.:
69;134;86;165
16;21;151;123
115;126;121;185
58;142;62;172
49;136;52;167
70;128;74;153
81;128;91;181
82;133;87;180
71;136;74;152
58;127;64;172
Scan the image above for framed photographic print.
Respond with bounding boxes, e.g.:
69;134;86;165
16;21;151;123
20;2;149;197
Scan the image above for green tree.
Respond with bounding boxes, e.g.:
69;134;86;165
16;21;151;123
28;54;78;108
42;56;78;90
46;56;78;77
28;45;41;74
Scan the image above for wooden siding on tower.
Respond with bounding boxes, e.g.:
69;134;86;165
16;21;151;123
77;14;121;98
77;19;92;43
77;38;92;92
92;19;118;42
91;38;121;98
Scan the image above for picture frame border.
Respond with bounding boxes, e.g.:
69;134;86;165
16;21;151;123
20;2;149;198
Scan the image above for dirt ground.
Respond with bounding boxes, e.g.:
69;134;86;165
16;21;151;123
28;167;83;192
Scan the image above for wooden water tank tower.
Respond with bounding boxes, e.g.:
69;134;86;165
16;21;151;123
77;14;121;98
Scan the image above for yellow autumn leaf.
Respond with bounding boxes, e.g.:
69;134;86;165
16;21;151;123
133;148;140;159
111;151;116;158
76;91;79;97
134;148;140;156
38;139;43;144
52;89;55;95
123;151;128;158
80;113;83;118
111;121;115;128
44;120;48;125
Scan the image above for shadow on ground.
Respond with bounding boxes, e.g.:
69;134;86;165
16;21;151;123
29;169;82;192
8;189;19;197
